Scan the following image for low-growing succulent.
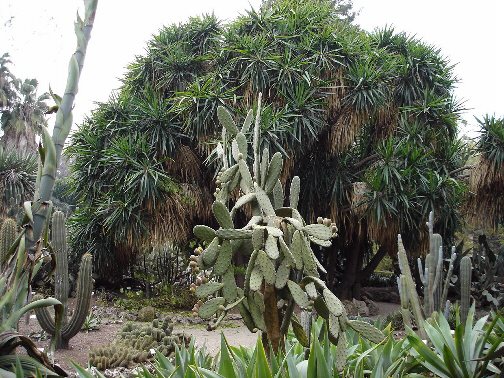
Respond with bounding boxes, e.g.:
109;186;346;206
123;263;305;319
192;97;384;358
89;316;188;370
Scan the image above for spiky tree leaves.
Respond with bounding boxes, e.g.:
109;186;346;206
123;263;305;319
468;115;504;226
68;0;466;289
0;55;50;153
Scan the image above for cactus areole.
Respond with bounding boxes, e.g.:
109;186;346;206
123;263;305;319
191;96;384;354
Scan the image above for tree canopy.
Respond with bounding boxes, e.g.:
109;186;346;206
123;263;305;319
68;0;468;293
0;53;49;153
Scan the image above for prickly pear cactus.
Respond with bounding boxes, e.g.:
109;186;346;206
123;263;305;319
191;97;385;355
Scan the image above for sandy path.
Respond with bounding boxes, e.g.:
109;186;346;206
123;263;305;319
176;322;257;356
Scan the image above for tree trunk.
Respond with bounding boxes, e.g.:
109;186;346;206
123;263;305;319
262;284;281;354
336;236;363;299
1;126;37;154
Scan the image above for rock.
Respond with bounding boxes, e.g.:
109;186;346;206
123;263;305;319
137;306;156;322
352;299;369;317
361;287;400;304
342;300;357;316
363;297;380;316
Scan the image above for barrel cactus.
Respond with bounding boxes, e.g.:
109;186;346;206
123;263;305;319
35;211;93;349
192;96;385;356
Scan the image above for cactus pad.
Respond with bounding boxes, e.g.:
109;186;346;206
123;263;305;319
199;297;225;319
213;241;233;275
249;266;263;291
257;250;276;285
289;176;300;209
193;225;216;242
216;229;253;240
291;315;309;347
264;152;283;193
302;224;332;241
195;282;224;299
287;280;310;309
222;267;238;303
323;288;343;317
347;320;385;344
265;234;279;259
275;260;290;289
217;106;238;137
212;201;233;229
202;237;220;267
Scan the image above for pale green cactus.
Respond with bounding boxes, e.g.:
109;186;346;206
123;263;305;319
192;95;385;357
397;210;471;335
460;255;472;324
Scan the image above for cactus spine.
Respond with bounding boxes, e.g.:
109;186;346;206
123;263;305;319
35;211;93;349
0;218;17;270
460;255;472;325
192;97;384;357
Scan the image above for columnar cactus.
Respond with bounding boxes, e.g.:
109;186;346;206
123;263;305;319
397;210;471;334
35;211;93;349
0;218;17;270
192;97;385;357
460;255;472;324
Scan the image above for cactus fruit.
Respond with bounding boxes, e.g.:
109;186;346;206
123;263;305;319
35;211;93;349
193;100;384;351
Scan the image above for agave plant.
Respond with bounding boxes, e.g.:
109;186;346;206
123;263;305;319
407;305;502;378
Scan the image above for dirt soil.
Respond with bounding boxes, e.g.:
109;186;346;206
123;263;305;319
17;300;399;375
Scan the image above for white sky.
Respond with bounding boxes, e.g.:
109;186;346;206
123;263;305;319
1;0;502;137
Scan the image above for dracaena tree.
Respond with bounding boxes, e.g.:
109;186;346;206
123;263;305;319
68;0;467;297
467;115;504;227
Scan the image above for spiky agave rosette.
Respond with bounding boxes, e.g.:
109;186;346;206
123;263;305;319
191;96;385;357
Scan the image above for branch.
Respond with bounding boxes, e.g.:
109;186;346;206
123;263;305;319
449;165;475;176
360;245;388;278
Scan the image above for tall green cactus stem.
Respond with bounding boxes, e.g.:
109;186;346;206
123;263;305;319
460;255;472;325
52;211;69;312
398;210;467;336
0;218;17;269
27;0;98;256
36;239;93;350
398;274;412;330
192;98;385;356
397;235;426;338
416;211;457;318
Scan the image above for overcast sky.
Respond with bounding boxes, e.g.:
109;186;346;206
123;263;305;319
2;0;502;137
